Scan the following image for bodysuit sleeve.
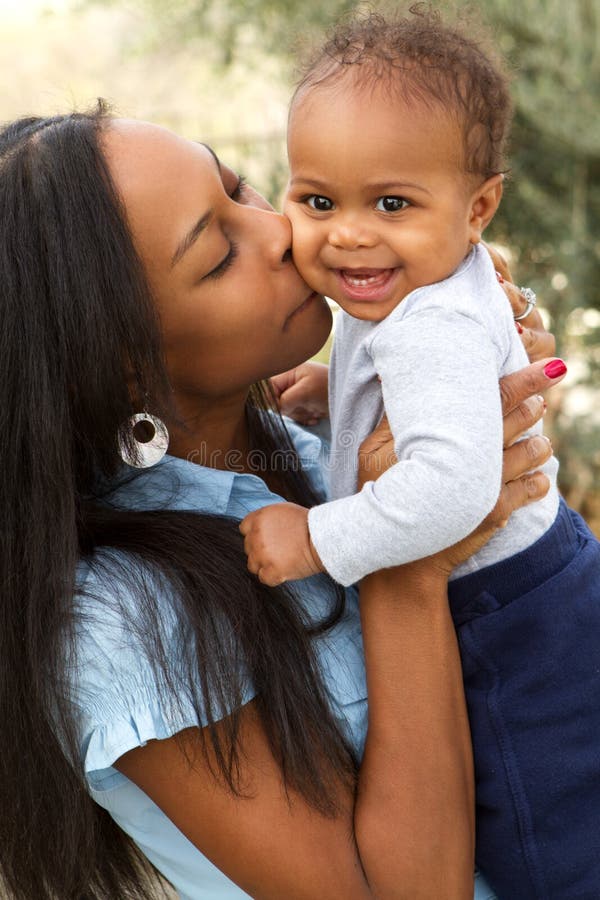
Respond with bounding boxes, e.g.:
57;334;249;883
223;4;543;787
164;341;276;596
308;305;504;586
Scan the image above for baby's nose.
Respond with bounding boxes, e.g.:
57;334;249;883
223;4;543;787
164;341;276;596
328;221;377;250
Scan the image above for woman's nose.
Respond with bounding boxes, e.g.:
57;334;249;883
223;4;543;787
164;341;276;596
251;207;293;267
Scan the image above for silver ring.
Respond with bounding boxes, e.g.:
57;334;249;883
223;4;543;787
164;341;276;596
514;287;537;321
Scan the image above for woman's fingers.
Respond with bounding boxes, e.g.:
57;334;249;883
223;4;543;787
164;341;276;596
502;395;545;447
495;433;552;531
503;279;534;321
357;414;396;487
489;471;550;529
500;358;567;417
360;413;392;451
484;241;513;283
517;319;556;363
503;281;556;361
482;243;555;362
430;466;551;572
502;434;553;483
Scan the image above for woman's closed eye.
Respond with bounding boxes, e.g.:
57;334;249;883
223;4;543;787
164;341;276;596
375;196;410;213
229;174;247;203
205;241;239;280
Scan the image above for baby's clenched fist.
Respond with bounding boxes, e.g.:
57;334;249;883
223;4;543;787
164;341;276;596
239;502;324;586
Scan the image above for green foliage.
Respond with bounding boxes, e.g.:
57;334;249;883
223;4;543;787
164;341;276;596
483;0;600;307
118;0;361;65
478;0;600;523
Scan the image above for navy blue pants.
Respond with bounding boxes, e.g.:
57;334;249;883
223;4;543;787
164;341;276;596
449;501;600;899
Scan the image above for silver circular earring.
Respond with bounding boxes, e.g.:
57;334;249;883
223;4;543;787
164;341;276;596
118;412;169;468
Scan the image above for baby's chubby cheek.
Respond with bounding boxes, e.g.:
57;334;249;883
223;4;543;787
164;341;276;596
283;201;326;293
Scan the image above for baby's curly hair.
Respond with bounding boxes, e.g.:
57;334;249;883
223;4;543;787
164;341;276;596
292;4;512;179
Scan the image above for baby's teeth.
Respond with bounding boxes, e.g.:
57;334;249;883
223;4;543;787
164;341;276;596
347;275;374;286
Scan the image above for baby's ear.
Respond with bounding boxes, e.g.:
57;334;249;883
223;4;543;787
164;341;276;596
468;174;503;244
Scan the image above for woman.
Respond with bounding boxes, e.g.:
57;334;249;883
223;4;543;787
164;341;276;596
0;106;559;900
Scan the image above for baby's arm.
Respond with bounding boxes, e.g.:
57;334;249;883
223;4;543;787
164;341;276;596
309;307;504;586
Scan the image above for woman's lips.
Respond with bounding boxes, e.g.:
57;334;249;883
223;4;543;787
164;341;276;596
336;267;397;301
284;290;319;328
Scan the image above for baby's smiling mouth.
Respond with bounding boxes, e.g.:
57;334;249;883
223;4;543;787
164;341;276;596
336;267;398;301
340;268;395;287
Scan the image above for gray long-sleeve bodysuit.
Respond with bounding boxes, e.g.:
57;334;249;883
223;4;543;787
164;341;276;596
308;243;560;587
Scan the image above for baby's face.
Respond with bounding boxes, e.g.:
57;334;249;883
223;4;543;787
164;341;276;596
285;79;491;322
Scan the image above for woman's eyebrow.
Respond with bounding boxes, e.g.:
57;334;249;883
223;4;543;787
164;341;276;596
171;145;221;268
171;211;212;268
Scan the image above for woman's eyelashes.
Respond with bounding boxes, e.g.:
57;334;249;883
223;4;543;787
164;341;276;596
199;174;244;282
230;175;247;203
205;241;239;280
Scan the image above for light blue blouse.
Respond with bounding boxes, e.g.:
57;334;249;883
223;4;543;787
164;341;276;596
70;420;496;899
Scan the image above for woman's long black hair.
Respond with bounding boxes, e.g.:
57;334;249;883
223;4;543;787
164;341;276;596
0;105;355;899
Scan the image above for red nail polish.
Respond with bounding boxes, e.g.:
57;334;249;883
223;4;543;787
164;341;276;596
496;271;504;283
515;321;524;334
544;359;567;379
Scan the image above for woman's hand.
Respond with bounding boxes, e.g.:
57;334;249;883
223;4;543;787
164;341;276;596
485;242;555;362
270;361;329;425
357;358;567;570
432;429;552;576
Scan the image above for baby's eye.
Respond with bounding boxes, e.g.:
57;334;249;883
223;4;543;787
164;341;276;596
305;195;334;212
375;196;410;212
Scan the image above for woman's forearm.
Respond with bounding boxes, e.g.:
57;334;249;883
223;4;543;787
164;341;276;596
355;564;475;899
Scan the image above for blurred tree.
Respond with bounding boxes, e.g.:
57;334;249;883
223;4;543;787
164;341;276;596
100;0;361;64
480;0;600;526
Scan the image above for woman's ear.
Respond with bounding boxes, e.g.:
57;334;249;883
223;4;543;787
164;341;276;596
468;174;503;244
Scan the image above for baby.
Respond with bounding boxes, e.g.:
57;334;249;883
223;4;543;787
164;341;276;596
242;8;600;897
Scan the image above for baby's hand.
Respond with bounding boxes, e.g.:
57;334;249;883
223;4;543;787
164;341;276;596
270;362;329;425
239;503;324;586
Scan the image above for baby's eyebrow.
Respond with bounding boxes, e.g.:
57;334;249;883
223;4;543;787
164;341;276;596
362;179;432;196
288;175;331;191
289;174;431;197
